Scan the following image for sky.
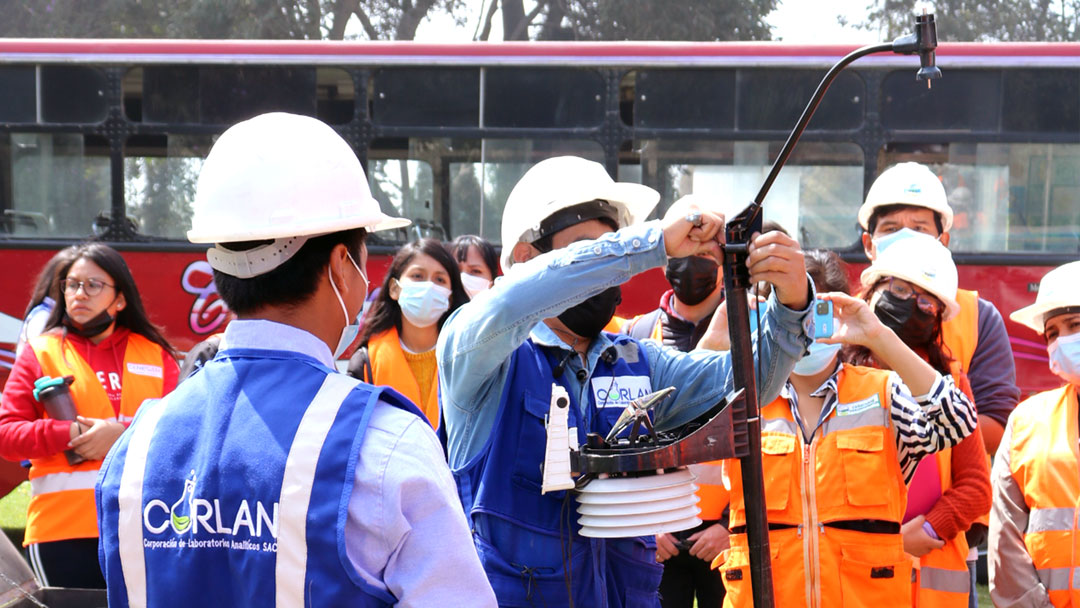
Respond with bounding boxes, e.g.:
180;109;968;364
409;0;876;43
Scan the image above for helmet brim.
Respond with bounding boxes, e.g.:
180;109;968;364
188;211;411;243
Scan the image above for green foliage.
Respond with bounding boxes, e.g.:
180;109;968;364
852;0;1080;41
0;0;465;41
542;0;778;41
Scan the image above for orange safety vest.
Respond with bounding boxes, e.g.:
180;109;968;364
940;289;980;375
26;331;167;545
720;364;911;608
1006;383;1080;607
912;362;978;607
367;327;440;428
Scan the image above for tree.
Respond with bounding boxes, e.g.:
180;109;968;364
0;0;466;41
850;0;1080;41
481;0;778;41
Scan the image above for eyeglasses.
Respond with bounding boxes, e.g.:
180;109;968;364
61;278;114;297
884;278;941;316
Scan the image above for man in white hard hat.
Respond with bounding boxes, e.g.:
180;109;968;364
990;260;1080;608
437;156;815;607
96;113;495;607
858;162;1018;456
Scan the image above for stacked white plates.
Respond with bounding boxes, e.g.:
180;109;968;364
576;467;702;538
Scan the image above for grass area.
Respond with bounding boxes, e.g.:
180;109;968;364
976;582;992;607
0;482;29;548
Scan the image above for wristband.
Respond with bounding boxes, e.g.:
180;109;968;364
921;520;940;540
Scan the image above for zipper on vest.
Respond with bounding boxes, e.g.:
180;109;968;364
807;438;824;608
799;439;816;608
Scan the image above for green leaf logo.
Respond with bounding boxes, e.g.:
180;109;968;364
171;511;191;533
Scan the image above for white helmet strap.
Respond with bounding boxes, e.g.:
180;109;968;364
207;235;311;279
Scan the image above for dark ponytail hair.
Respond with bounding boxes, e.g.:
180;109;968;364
358;239;469;347
24;246;79;317
45;242;176;359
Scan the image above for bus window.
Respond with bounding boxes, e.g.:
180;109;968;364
0;67;36;123
124;135;212;239
368;138;603;245
127;66;328;125
883;143;1080;253
368;158;439;243
635;139;865;250
42;66;109;124
1;133;110;238
371;68;479;127
448;139;605;242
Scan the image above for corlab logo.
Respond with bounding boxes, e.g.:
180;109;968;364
591;375;652;409
143;469;279;541
904;182;922;195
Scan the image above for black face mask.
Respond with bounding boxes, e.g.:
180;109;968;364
559;286;622;338
874;290;937;346
62;309;116;339
665;256;720;306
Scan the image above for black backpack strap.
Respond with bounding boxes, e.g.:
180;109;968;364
346;345;373;383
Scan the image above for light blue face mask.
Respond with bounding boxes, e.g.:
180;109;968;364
873;227;940;256
1049;331;1080;386
792;341;841;376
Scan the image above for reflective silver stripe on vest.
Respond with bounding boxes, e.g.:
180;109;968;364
762;417;798;435
275;373;361;608
29;470;99;496
821;405;888;436
118;398;172;608
920;566;971;594
1036;566;1080;591
1028;507;1077;534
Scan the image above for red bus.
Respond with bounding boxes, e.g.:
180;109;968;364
0;39;1075;401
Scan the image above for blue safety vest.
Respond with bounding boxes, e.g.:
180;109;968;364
453;333;665;608
97;347;423;608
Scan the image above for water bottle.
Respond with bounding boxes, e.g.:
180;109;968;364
32;376;86;465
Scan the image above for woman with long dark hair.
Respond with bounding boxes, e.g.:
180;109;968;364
0;242;178;588
847;237;991;608
451;234;499;299
348;239;468;427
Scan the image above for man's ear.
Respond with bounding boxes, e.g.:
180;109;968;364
861;232;874;260
939;231;951;248
511;242;537;265
327;243;350;292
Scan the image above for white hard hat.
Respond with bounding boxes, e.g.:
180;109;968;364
499;156;659;273
188;112;409;278
860;236;960;321
1011;261;1080;334
858;162;953;233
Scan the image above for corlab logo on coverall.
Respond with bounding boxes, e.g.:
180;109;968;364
142;470;279;553
591;376;652;408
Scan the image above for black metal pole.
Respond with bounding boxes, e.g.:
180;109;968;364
721;204;771;608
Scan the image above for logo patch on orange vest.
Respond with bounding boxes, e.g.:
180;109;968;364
836;395;880;417
725;569;743;581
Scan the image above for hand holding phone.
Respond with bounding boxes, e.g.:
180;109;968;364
813;298;834;340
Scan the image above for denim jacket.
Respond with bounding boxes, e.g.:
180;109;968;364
437;221;814;469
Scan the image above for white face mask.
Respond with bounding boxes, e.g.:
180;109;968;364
872;227;940;256
460;272;492;299
1049;331;1080;386
329;252;368;360
397;279;451;328
791;341;841;377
